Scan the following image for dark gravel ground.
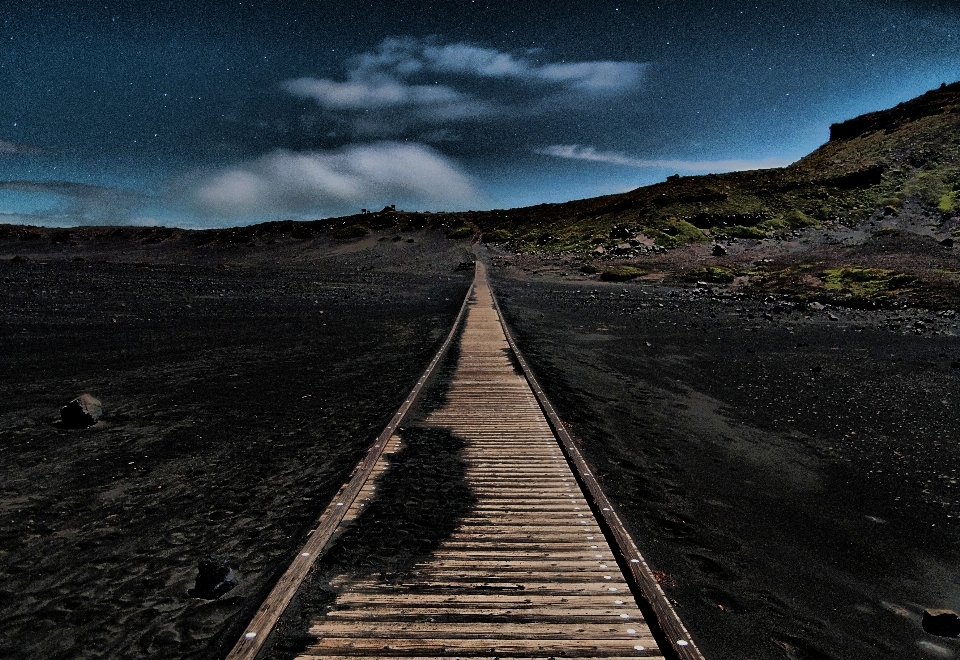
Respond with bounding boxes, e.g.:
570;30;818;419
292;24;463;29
5;219;960;660
0;232;472;659
492;270;960;660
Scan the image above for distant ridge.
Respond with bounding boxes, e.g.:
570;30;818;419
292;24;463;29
829;81;960;142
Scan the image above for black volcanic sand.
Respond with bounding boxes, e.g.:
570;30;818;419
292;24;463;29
492;272;960;660
0;231;473;659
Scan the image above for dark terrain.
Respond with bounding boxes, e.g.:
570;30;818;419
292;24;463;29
493;268;960;660
0;229;473;659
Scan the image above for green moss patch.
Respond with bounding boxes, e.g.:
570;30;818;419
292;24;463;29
446;226;473;239
481;229;512;242
651;219;707;246
783;209;820;228
939;191;957;213
332;224;369;239
821;266;917;298
599;265;646;281
684;266;737;283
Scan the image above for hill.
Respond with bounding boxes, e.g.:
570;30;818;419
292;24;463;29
473;80;960;250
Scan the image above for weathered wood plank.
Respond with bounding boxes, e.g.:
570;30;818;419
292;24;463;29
300;637;659;653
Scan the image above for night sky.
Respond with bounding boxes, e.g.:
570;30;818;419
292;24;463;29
2;1;959;227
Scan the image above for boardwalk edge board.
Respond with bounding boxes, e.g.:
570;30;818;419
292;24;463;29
224;265;478;660
488;277;707;660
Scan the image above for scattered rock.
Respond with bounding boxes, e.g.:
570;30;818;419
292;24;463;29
188;557;238;599
609;224;632;239
809;302;826;311
592;246;606;256
923;609;960;637
712;244;727;256
59;393;102;428
11;255;29;263
940;238;955;247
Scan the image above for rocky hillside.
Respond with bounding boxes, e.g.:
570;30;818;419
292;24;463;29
469;81;960;253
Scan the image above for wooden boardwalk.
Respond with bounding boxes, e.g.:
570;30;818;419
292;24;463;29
227;263;703;660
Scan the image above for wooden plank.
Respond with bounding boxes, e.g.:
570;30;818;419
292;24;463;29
308;621;656;639
294;656;664;660
299;637;659;653
324;608;642;619
332;593;638;606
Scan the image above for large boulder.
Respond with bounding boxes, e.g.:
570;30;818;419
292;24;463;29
60;394;102;428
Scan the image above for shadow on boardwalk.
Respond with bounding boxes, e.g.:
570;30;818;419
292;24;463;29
262;427;476;660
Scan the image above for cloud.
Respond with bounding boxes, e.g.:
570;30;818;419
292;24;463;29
187;142;480;218
0;180;138;198
283;37;647;123
283;77;465;110
0;179;147;225
419;42;646;91
538;144;794;173
0;139;54;156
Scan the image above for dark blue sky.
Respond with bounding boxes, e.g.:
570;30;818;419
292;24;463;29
1;0;959;227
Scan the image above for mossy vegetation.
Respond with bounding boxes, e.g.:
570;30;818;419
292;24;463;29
446;225;473;239
481;228;512;242
684;266;737;283
599;265;646;281
649;219;708;246
820;266;917;299
940;191;958;212
332;224;369;239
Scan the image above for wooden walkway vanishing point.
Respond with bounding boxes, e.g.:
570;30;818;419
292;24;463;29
227;262;704;660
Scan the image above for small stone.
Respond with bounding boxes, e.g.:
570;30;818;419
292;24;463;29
940;238;954;248
923;609;960;637
188;557;238;600
60;393;102;428
711;244;727;256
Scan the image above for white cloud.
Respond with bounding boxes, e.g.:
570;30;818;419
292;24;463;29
283;37;647;120
538;144;794;173
283;76;465;110
188;142;480;218
0;139;53;156
421;42;646;91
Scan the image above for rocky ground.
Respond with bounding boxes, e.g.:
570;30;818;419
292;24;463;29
493;201;960;311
